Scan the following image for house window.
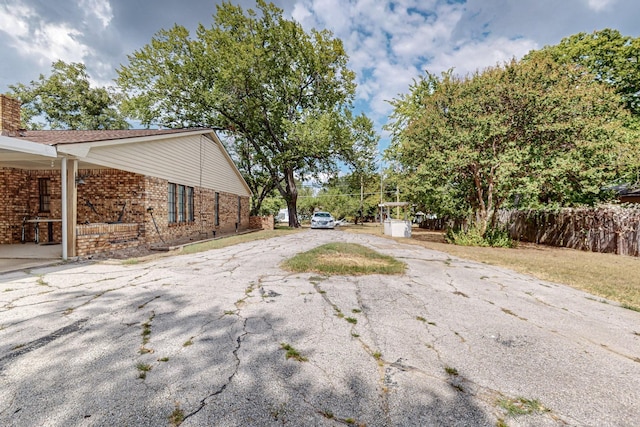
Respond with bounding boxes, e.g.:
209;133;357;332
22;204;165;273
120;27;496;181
168;183;177;223
38;178;51;212
168;182;194;224
187;187;195;222
177;184;185;222
215;192;220;226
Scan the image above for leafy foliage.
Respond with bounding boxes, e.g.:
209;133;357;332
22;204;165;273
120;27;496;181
385;55;631;233
7;60;129;130
116;1;377;223
534;29;640;116
445;226;515;248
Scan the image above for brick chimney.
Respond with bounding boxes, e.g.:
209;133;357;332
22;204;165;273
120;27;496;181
0;94;22;136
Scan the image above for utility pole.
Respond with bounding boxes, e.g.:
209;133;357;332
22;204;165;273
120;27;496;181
360;174;364;222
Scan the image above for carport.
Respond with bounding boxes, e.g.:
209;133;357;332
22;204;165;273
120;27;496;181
0;134;80;261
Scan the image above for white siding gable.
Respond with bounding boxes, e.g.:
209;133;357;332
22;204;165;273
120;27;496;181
59;132;250;196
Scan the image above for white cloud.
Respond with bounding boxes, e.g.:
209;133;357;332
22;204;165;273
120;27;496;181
0;1;90;67
79;0;114;28
586;0;617;12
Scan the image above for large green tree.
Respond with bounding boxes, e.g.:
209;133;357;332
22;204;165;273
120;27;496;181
385;55;632;234
7;60;129;130
116;0;376;226
534;29;640;117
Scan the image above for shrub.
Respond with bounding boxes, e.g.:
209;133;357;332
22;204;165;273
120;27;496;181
446;225;515;248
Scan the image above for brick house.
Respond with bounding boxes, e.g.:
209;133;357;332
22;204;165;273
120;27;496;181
0;95;252;259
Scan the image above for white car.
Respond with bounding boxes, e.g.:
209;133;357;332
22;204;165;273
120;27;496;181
310;211;335;229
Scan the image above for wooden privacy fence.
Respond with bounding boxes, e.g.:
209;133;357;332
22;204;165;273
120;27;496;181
498;206;640;257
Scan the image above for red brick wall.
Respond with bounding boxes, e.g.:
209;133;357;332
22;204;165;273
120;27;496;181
249;215;275;230
0;95;21;135
0;167;62;243
143;176;250;245
76;223;141;257
1;166;251;252
77;169;146;225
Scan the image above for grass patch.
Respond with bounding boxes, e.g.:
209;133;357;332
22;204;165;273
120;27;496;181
622;303;640;312
280;342;308;362
180;229;301;255
168;403;185;426
444;366;459;376
366;227;640;311
281;242;405;275
497;397;548;417
122;258;139;265
136;362;152;379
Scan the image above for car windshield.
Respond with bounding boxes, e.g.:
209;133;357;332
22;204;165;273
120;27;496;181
314;212;331;218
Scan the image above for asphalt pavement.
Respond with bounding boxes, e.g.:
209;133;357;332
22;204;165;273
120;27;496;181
1;229;639;426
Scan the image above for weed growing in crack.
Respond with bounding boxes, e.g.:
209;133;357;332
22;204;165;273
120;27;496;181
445;366;459;376
428;321;437;326
318;290;327;294
497;397;548;417
344;417;356;424
139;347;153;355
352;308;362;313
183;338;194;347
245;283;255;295
416;316;426;322
3;288;15;292
223;310;236;316
633;331;640;337
373;351;382;360
280;342;308;361
141;312;155;346
36;276;48;286
496;418;508;427
351;332;360;338
63;307;74;315
136;362;152;379
320;410;334;419
168;403;185;426
122;258;139;265
12;343;25;350
158;357;169;362
345;317;358;324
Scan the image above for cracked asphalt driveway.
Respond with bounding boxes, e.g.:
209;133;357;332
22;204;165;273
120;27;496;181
1;230;639;426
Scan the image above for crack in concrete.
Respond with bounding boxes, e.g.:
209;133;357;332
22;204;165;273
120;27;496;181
181;316;248;422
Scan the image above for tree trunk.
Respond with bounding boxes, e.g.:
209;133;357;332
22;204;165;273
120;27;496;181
283;168;300;228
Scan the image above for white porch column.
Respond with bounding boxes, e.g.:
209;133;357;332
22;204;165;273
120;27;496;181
61;158;67;260
61;157;78;259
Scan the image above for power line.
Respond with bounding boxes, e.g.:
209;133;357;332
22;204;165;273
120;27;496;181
298;191;398;199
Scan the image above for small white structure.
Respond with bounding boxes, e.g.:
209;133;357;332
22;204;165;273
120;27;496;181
379;202;412;238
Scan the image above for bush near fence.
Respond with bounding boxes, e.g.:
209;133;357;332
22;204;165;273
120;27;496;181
500;206;640;257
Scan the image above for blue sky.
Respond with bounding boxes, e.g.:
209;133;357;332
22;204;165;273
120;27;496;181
1;0;639;152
